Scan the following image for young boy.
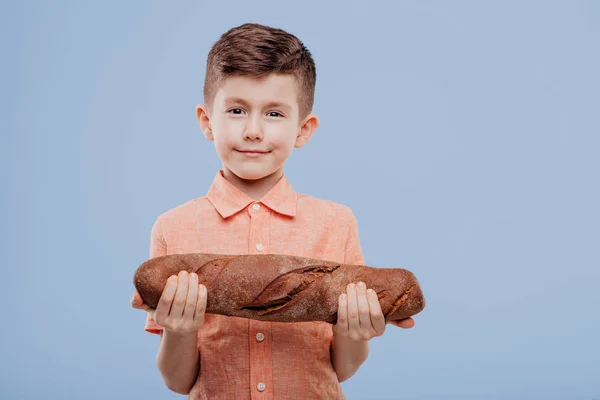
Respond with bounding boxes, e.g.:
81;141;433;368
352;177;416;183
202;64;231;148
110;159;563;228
131;22;414;399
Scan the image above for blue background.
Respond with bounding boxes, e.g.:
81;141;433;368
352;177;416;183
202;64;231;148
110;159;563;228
2;1;599;399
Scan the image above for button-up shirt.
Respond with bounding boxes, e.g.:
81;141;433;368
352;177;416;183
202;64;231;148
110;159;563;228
144;170;365;399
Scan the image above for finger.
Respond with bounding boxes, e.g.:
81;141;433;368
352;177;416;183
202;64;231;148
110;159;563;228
389;317;415;329
131;290;152;311
336;292;348;331
154;275;178;323
182;273;199;321
170;271;190;319
346;283;360;333
130;290;143;308
195;283;207;323
367;288;386;333
356;282;372;332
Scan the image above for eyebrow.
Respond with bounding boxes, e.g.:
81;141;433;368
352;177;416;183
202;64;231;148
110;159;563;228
224;97;293;112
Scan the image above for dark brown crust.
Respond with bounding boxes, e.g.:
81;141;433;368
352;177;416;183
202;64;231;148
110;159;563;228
133;253;426;323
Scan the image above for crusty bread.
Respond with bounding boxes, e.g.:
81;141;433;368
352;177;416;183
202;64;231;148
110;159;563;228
133;253;425;323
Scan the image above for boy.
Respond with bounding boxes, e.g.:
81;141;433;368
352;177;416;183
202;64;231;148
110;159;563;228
131;22;414;399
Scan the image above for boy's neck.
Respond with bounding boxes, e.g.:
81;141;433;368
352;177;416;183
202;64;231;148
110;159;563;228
222;168;284;201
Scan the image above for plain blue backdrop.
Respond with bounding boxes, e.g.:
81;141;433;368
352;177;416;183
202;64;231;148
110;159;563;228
2;1;599;399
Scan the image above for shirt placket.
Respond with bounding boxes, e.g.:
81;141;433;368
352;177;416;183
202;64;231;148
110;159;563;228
247;201;273;400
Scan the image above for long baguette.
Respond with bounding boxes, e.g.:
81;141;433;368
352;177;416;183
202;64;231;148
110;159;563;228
133;253;426;323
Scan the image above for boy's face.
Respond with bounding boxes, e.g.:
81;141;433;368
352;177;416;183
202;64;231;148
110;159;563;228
196;74;318;182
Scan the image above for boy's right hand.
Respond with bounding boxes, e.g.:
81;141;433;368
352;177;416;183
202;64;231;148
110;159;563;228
131;271;208;334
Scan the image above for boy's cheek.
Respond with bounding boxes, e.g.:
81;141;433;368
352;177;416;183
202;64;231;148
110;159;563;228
213;137;234;154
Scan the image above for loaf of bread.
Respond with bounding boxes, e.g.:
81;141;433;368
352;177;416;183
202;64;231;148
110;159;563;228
133;253;426;323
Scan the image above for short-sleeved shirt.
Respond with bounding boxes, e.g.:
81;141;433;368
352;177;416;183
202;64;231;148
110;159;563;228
144;169;364;399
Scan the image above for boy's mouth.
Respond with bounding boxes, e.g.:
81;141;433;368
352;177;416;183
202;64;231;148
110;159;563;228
236;149;270;157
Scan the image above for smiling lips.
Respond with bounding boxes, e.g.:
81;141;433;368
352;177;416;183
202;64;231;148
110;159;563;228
237;149;270;157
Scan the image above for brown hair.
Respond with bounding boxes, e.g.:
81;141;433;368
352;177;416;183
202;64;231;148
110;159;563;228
203;23;316;119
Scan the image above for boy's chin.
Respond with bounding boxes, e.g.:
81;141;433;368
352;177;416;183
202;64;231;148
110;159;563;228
229;166;273;181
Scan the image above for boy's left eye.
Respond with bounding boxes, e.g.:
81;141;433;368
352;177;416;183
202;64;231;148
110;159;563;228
268;112;282;117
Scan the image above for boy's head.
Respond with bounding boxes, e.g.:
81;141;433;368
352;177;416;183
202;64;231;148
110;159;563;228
196;23;320;182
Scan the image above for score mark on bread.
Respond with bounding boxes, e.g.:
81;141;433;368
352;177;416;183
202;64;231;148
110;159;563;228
241;264;340;315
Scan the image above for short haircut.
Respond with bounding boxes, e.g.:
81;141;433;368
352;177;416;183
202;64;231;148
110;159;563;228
204;23;316;119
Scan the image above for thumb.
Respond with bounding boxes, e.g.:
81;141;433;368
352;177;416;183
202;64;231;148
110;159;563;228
130;291;144;308
388;317;415;329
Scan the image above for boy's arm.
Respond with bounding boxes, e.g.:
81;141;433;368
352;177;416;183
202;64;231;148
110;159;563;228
331;209;369;382
142;216;202;394
156;330;200;394
331;335;369;382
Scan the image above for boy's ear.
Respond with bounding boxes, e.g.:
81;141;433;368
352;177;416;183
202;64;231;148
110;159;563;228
196;104;213;140
295;114;319;148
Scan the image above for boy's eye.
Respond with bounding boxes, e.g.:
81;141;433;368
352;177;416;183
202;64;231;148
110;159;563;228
228;109;282;117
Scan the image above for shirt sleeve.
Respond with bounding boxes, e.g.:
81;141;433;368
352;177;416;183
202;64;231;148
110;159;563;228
144;215;167;335
343;209;365;265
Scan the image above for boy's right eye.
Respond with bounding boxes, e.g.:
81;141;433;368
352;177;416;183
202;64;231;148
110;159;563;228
229;108;244;115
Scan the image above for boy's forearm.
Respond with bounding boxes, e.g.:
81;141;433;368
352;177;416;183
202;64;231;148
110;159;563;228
331;335;369;382
156;330;200;394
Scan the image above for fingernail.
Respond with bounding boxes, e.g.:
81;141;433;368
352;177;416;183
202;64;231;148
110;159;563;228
357;282;365;288
348;283;355;289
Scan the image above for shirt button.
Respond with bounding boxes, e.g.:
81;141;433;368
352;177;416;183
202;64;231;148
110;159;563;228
256;332;265;342
255;243;264;251
252;203;260;211
257;382;266;392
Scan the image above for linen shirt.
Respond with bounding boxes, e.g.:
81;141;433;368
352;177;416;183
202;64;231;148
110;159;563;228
144;169;365;399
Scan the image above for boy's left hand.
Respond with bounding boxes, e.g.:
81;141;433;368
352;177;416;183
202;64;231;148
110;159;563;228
333;282;414;341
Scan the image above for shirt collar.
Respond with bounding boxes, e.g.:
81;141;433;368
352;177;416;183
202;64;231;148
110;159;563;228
206;170;297;219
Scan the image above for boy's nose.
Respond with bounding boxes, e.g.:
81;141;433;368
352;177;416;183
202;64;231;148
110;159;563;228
243;129;263;141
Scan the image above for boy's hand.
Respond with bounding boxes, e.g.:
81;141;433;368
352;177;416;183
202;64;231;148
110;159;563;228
131;271;208;334
333;282;415;341
333;282;387;341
